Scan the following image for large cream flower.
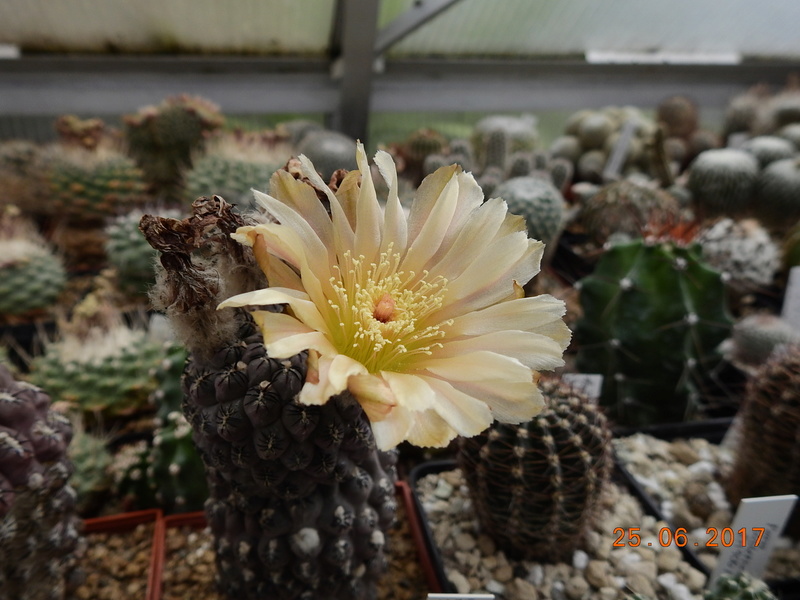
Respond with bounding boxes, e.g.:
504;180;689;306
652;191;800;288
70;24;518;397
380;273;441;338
219;143;570;450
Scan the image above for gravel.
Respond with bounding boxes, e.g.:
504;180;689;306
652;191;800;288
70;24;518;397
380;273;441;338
72;522;155;600
613;432;800;581
415;468;709;600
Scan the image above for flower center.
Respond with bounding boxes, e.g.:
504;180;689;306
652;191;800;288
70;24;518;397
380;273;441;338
328;246;450;373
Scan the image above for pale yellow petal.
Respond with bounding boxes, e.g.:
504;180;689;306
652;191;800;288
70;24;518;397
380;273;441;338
429;170;484;264
424;197;508;281
370;404;413;450
437;237;544;320
405;409;458;448
348;373;397;422
433;330;569;371
447;294;568;337
251;190;332;275
420;376;493;438
374;150;408;256
401;175;459;277
262;171;334;251
417;350;534;384
380;371;438;413
253;311;338;358
446;377;544;423
335;170;362;230
406;165;459;245
354;143;383;263
298;154;355;259
218;287;330;336
298;353;367;406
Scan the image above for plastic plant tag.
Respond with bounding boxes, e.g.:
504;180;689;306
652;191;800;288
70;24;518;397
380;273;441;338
562;373;603;402
780;267;800;329
708;494;798;587
427;595;495;600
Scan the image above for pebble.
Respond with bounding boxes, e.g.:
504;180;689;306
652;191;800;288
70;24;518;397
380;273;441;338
485;579;506;595
454;532;476;551
511;577;539;600
478;533;496;555
627;572;657;597
495;564;514;583
447;569;470;594
572;549;590;570
584;560;611;589
656;547;683;572
683;566;707;593
565;575;590;600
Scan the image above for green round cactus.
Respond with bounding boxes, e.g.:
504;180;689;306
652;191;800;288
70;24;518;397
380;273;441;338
124;94;224;201
29;325;165;423
687;148;759;218
457;378;612;562
472;114;538;171
740;135;796;168
754;156;800;228
296;130;358;182
0;240;66;317
574;237;733;426
495;176;566;250
46;148;151;223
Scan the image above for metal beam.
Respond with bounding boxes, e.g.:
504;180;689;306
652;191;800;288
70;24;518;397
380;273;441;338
329;0;379;142
0;56;333;116
374;0;464;56
2;56;800;120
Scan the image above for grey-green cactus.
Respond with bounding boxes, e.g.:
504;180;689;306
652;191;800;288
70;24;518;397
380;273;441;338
687;149;759;219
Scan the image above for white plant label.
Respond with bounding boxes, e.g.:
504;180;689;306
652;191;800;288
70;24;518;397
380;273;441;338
708;494;798;587
781;267;800;329
562;373;604;402
427;595;495;600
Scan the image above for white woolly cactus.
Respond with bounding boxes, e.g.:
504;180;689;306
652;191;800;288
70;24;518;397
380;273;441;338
696;218;780;290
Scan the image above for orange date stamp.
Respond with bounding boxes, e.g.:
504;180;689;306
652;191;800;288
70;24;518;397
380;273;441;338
613;527;765;548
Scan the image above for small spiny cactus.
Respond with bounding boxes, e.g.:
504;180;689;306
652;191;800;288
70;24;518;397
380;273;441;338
457;378;612;562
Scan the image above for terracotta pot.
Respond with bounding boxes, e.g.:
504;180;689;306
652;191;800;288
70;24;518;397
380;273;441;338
81;508;164;600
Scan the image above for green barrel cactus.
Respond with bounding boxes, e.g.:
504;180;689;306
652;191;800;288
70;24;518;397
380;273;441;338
66;418;114;517
574;237;733;426
183;132;292;210
754;156;800;229
45;147;151;223
472;114;538;171
457;378;612;562
0;366;82;600
29;320;166;424
740;135;796;168
0;240;66;318
495;176;566;252
124;94;225;202
113;343;208;513
687;148;759;219
296;130;358;182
